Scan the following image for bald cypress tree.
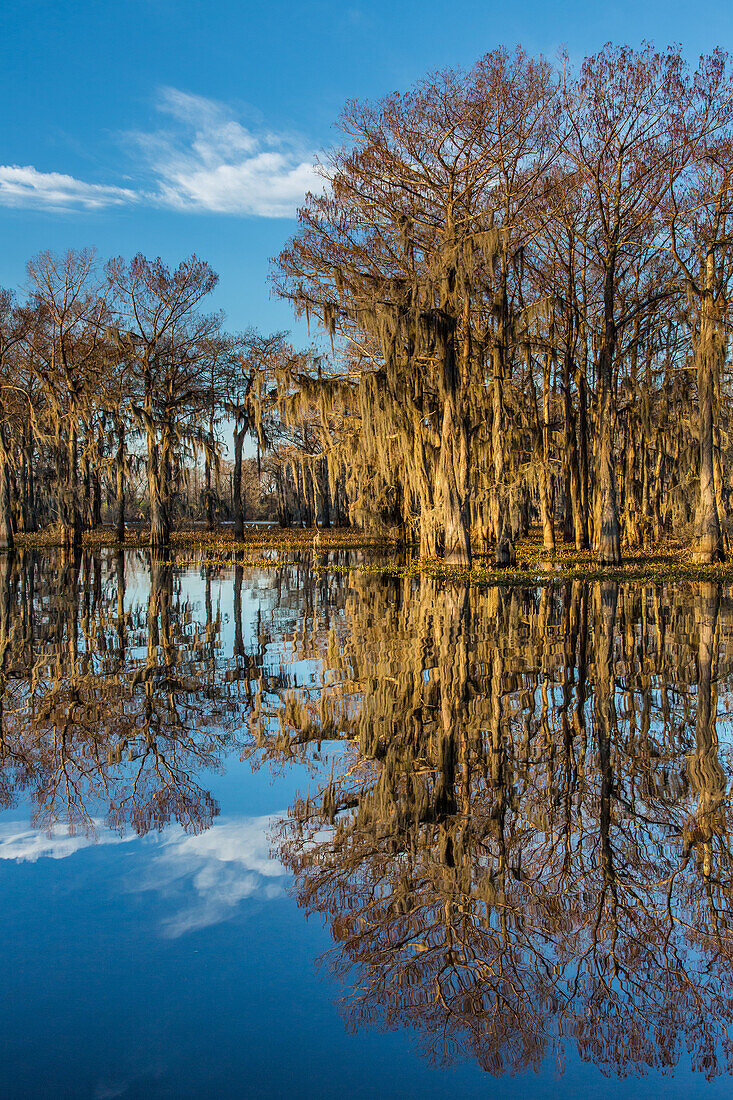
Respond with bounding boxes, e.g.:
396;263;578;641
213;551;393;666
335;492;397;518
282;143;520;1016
276;49;556;566
106;254;220;549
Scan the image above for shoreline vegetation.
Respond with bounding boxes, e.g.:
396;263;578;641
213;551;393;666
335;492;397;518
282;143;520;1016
14;523;733;586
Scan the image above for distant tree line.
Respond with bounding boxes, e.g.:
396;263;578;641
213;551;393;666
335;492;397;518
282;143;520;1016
0;249;348;551
274;43;733;565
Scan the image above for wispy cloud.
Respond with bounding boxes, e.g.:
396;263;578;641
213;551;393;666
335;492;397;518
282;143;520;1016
0;819;131;860
0;89;322;217
0;165;137;211
131;814;287;937
0;814;288;936
136;87;322;217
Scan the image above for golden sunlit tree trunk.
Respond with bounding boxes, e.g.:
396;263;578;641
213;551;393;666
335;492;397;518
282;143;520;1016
593;267;621;565
696;256;725;563
0;429;13;552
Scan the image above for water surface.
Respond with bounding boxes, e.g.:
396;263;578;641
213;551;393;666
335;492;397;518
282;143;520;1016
1;549;732;1098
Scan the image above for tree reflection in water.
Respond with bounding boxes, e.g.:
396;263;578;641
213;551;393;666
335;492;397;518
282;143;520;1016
254;575;733;1079
2;551;733;1081
0;549;250;836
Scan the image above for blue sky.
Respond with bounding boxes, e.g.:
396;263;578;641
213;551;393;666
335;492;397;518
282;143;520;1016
2;0;733;339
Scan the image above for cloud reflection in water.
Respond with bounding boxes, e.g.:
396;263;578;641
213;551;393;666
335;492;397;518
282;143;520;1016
0;814;288;938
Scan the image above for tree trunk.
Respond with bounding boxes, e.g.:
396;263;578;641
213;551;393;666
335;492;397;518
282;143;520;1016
64;424;82;552
689;582;726;880
146;421;169;550
320;459;331;529
115;550;126;657
204;448;214;530
595;580;620;907
593;264;621;565
22;427;36;533
540;351;555;551
82;451;91;531
696;275;725;563
575;364;590;549
490;277;516;568
713;404;727;547
438;387;471;566
0;430;14;552
234;562;244;658
233;425;245;538
622;416;640;549
115;418;126;543
562;344;576;544
491;365;515;566
276;472;289;527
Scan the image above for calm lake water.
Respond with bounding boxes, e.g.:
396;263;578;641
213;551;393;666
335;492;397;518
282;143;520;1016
1;548;733;1098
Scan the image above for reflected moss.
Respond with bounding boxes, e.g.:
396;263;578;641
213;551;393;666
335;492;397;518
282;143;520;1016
0;549;246;835
255;574;733;1079
3;551;733;1081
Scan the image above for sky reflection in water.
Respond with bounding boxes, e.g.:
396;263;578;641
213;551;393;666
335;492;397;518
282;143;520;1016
0;549;732;1098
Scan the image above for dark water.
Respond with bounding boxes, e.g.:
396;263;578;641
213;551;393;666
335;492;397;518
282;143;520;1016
1;549;733;1099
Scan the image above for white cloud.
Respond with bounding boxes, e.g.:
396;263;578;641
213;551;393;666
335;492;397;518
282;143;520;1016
0;165;137;211
0;819;130;860
0;813;287;936
137;87;323;217
0;88;322;217
132;814;288;937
